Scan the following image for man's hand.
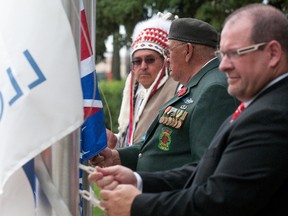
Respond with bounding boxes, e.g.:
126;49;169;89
100;184;141;216
88;165;138;190
89;148;120;167
106;128;118;149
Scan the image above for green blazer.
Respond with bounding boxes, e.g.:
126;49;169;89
118;58;239;171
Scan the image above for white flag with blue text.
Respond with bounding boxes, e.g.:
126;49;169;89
0;0;83;197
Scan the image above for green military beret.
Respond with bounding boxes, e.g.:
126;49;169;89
168;18;218;48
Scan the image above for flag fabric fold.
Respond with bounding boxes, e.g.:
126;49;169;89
80;1;107;162
0;0;83;194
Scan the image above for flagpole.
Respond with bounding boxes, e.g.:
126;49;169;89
83;0;96;54
41;0;81;215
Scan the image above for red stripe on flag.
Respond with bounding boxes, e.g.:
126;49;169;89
83;107;101;119
80;9;92;61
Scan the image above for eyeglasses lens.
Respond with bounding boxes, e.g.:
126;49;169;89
132;57;156;66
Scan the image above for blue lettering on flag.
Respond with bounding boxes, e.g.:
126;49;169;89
24;50;46;89
0;49;47;123
7;67;23;106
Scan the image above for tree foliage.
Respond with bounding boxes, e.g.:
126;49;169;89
95;0;148;62
195;0;287;31
95;0;288;78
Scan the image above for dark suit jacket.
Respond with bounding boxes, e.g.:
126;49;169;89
132;76;288;216
118;58;239;172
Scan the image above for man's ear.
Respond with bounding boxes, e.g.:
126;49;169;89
268;40;282;68
185;43;193;62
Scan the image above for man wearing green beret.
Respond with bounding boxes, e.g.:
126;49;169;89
90;18;239;171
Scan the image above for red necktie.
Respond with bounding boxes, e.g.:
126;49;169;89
231;103;245;122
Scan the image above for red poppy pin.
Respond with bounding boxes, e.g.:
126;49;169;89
177;87;187;97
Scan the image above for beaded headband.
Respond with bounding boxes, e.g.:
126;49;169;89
130;15;172;56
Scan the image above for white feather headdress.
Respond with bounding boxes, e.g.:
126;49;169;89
130;15;173;56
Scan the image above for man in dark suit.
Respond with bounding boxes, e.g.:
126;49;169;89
89;4;288;216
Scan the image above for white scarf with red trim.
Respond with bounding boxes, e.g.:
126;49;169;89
117;66;169;147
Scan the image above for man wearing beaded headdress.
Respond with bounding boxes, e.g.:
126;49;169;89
106;13;179;148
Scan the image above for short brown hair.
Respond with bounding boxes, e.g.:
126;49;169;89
225;4;288;54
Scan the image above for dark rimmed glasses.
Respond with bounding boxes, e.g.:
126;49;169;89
215;42;267;61
132;56;159;67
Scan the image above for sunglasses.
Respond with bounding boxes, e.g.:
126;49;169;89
131;56;159;66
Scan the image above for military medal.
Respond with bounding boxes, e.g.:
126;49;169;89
173;109;183;127
169;109;179;127
171;117;176;126
166;107;177;126
176;121;182;128
175;111;188;128
159;106;172;124
162;115;169;124
171;118;178;128
168;116;175;126
167;117;173;126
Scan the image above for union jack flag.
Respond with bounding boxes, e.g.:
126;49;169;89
80;1;107;163
79;2;107;215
